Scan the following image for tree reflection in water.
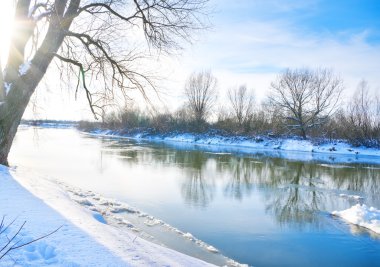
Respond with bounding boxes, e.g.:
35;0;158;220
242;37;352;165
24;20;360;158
181;170;215;207
218;157;254;200
98;137;380;226
264;163;324;226
180;152;215;208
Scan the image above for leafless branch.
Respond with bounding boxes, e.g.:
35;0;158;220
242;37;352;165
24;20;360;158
184;70;217;124
0;216;62;261
268;68;343;138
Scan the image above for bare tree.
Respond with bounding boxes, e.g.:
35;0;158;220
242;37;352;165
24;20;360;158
227;85;254;127
268;68;343;139
342;80;380;146
0;0;209;165
184;70;217;124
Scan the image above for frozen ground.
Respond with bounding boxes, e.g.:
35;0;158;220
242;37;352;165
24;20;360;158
86;129;380;164
0;165;235;266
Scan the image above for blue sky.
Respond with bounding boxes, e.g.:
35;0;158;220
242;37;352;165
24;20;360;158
170;0;380;100
214;0;380;42
25;0;380;119
294;0;380;43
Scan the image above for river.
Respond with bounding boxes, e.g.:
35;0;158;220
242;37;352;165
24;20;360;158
9;126;380;267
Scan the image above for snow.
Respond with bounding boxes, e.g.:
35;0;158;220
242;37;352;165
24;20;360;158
183;232;194;240
332;204;380;234
19;61;31;76
319;164;354;169
58;183;234;264
4;82;11;95
0;165;217;266
280;139;314;152
144;218;162;227
85;129;380;164
338;194;364;201
206;246;219;253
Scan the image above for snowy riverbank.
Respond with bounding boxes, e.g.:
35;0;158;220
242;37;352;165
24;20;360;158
85;129;380;164
0;165;236;266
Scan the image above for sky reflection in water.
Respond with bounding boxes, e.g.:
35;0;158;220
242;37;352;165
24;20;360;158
10;128;380;267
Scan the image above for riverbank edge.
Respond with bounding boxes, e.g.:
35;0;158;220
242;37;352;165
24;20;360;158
81;128;380;164
0;164;228;266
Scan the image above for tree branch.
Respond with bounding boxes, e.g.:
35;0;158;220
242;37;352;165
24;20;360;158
52;53;98;118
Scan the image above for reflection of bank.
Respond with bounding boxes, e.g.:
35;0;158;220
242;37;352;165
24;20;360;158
262;161;380;226
265;163;324;226
180;151;215;208
181;170;215;208
222;157;254;200
97;135;380;224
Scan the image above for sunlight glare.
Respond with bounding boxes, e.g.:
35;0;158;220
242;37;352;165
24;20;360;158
0;1;15;67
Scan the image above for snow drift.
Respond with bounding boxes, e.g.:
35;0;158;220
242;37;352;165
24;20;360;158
332;204;380;234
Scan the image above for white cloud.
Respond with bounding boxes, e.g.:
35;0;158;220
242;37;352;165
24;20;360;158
162;16;380;107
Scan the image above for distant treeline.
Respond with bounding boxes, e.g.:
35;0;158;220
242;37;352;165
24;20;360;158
77;68;380;148
21;120;78;126
46;68;380;147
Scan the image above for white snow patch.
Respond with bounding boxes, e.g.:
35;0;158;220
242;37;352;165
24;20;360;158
332;204;380;234
206;245;219;253
319;164;354;169
4;82;11;95
144;218;162;227
19;61;31;75
205;152;231;155
280;139;313;152
183;232;194;240
76;198;94;206
339;194;364;200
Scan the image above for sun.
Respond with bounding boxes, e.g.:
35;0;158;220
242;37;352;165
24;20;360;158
0;1;15;66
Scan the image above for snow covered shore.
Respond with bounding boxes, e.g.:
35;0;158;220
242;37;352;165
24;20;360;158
85;129;380;164
0;165;221;266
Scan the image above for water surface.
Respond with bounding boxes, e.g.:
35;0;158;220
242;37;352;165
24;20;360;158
10;127;380;267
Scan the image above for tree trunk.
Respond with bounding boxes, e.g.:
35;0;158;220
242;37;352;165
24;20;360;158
300;127;307;139
0;63;49;166
0;89;31;166
0;0;79;166
0;51;64;165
